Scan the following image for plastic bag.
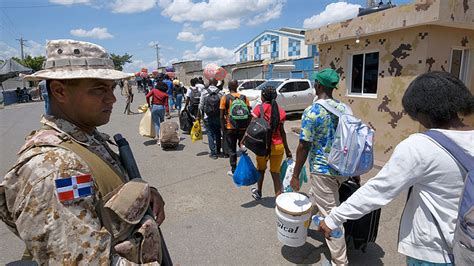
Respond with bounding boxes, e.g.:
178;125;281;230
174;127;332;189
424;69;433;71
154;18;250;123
137;103;148;113
233;153;260;187
139;109;156;138
179;109;193;133
191;119;202;143
280;158;308;192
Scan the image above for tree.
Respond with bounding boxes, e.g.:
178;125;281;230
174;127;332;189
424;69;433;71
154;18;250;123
110;53;133;71
12;55;46;72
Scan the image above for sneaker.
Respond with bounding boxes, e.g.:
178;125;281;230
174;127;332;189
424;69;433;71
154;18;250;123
209;154;218;160
227;170;234;177
251;188;262;200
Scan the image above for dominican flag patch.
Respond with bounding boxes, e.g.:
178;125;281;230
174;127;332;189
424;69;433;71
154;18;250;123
55;174;94;202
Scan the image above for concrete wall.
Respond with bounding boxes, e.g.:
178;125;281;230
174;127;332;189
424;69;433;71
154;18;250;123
173;61;202;86
318;25;474;163
232;66;264;80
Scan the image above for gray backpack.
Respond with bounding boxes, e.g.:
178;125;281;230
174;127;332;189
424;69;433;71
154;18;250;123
424;130;474;265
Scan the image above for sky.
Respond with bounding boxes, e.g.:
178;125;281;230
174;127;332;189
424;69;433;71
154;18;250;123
0;0;412;73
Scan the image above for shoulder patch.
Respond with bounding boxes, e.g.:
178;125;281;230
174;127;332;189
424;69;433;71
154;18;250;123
55;174;94;202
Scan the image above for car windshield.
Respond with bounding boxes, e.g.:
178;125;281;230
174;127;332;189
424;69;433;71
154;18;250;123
255;81;282;90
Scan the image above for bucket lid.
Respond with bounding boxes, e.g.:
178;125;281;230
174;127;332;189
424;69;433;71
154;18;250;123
276;192;312;216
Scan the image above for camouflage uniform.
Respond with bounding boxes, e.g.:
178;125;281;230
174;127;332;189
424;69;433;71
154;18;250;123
0;115;160;265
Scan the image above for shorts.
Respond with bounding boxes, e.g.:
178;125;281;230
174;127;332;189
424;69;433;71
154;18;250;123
256;143;284;173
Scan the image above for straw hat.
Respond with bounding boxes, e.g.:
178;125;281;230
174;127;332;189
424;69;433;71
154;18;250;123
24;39;133;81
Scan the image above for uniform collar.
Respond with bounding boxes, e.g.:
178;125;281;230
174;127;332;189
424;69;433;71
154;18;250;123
40;115;110;146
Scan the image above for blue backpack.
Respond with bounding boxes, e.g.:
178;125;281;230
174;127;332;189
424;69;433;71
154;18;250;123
424;130;474;264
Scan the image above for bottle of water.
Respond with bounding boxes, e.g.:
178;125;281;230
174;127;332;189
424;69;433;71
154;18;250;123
311;215;343;238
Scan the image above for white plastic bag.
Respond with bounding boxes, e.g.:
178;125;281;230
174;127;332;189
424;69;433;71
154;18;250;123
139;109;156;138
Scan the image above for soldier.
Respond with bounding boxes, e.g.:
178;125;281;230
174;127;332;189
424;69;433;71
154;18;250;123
0;40;166;265
122;78;134;115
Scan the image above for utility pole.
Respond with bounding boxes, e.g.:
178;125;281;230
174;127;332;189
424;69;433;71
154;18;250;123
153;43;160;69
16;37;27;60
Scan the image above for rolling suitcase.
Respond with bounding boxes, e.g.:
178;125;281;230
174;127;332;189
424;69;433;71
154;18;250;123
159;121;180;149
339;178;381;252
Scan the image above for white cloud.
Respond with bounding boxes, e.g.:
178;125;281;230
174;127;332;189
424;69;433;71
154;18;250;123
49;0;91;5
148;41;159;47
0;42;19;60
110;0;158;13
202;19;240;31
70;27;114;39
159;0;285;30
303;2;361;29
123;59;157;73
182;45;234;66
247;1;284;26
24;40;46;57
0;40;45;60
177;31;204;43
164;58;179;66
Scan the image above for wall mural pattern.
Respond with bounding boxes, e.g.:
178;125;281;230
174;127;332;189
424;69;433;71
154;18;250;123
318;25;474;162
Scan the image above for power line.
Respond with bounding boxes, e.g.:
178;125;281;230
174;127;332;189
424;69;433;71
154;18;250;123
1;9;20;37
0;4;64;9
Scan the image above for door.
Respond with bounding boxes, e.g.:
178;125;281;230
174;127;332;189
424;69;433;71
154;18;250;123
293;81;314;110
277;82;298;111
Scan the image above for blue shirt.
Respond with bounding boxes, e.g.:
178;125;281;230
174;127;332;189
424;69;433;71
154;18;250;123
300;99;351;175
164;80;173;95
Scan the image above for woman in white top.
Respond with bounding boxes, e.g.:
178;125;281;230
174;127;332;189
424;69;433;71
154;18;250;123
313;71;473;265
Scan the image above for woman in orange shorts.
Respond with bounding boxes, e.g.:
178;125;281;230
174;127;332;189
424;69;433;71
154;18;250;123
251;86;292;200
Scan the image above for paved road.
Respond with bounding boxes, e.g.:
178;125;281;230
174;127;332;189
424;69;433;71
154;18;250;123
0;88;406;265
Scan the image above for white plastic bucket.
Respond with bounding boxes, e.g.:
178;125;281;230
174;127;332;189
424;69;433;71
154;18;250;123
275;192;312;247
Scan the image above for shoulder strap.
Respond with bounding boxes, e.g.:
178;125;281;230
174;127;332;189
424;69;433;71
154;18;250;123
42;140;125;197
315;99;343;118
226;94;236;110
259;104;265;119
423;130;474;173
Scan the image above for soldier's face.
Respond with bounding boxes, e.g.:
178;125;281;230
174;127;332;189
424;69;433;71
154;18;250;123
60;79;117;127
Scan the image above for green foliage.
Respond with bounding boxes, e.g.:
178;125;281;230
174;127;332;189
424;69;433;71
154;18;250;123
12;55;46;72
110;53;133;71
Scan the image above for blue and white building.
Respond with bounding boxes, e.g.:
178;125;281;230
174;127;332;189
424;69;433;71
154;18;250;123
234;28;318;63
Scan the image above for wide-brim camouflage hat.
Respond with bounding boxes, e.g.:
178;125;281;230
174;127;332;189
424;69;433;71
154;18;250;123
24;39;132;81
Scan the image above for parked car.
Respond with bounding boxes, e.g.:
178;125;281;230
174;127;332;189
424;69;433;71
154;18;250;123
239;79;315;112
237;79;266;91
221;79;266;94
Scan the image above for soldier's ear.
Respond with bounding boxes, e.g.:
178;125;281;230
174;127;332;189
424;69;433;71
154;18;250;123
49;80;69;103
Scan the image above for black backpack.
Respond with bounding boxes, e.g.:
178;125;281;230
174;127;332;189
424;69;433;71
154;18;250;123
243;104;272;156
190;87;201;106
203;88;221;117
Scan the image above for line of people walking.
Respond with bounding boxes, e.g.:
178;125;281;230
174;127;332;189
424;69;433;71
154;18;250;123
138;67;474;266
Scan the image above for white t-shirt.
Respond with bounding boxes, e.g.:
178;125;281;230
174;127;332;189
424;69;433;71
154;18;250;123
186;84;204;98
325;129;474;263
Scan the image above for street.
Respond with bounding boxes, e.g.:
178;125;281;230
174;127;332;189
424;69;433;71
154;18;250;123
0;88;406;265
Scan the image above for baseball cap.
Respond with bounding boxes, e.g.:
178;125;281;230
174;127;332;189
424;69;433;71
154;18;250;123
315;68;340;89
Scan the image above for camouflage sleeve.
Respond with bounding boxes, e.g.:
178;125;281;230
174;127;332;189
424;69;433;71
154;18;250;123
3;146;111;265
